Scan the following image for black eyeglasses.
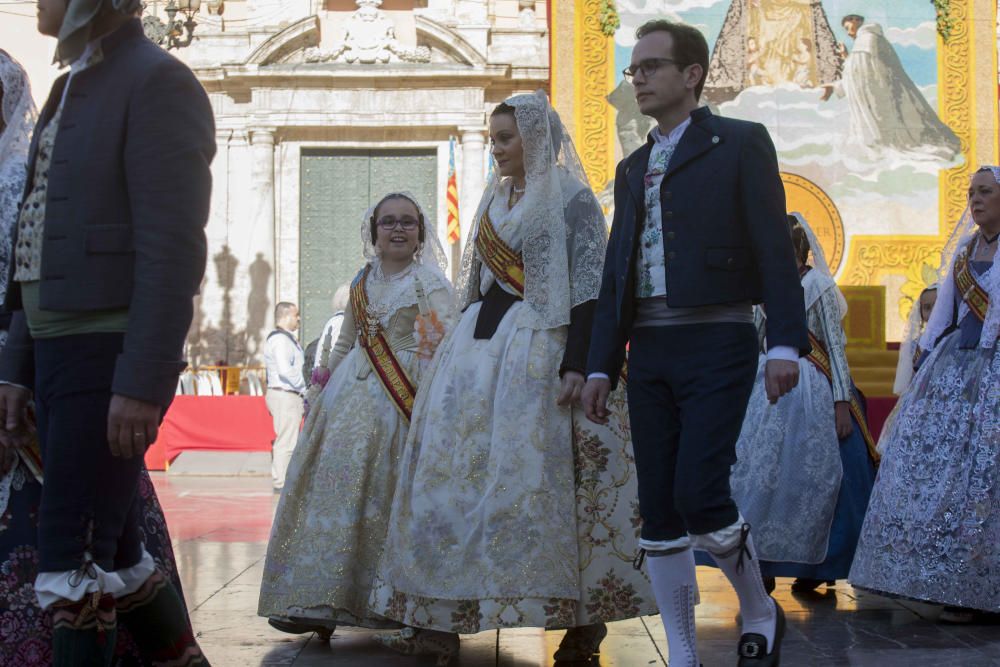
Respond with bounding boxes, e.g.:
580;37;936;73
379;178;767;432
376;217;420;231
622;58;684;83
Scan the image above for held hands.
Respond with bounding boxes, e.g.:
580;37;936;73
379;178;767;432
835;401;853;439
764;359;799;404
107;394;161;459
581;376;612;425
556;371;585;408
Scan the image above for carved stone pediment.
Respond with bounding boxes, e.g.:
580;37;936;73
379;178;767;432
243;6;485;68
306;0;431;64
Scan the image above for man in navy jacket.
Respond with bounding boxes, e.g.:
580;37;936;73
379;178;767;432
0;1;213;663
582;20;808;667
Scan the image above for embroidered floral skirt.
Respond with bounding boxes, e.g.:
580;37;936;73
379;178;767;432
849;333;1000;611
257;346;417;629
370;301;655;632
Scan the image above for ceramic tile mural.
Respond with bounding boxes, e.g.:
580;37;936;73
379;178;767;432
599;1;995;337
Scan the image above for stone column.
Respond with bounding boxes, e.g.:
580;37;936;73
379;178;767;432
459;127;487;254
246;127;277;364
192;128;233;366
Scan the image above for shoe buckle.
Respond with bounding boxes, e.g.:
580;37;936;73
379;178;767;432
740;640;763;658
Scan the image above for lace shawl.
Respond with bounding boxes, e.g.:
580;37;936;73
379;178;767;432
0;51;36;308
921;167;1000;351
456;91;607;330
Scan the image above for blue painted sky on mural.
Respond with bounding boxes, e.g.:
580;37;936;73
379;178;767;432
614;0;938;87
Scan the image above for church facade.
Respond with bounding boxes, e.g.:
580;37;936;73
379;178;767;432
154;0;549;364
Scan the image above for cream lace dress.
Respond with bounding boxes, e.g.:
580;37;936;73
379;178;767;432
257;261;451;628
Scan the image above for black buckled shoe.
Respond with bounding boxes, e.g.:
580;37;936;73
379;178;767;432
268;616;336;641
737;600;785;666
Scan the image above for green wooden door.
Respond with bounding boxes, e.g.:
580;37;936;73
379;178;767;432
299;149;438;345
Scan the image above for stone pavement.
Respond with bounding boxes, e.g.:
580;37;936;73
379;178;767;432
153;474;1000;667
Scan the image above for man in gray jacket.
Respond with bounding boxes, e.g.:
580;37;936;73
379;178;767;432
0;1;214;664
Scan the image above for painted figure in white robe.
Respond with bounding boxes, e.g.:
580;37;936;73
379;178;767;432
821;15;959;159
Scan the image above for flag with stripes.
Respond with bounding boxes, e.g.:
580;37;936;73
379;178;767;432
447;137;460;244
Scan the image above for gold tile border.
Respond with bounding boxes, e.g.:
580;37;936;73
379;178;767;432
840;0;999;326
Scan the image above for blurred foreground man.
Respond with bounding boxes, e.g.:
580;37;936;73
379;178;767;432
0;1;214;664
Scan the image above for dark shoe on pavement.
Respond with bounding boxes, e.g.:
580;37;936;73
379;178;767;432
737;599;785;666
791;578;835;593
268;616;335;640
553;623;608;661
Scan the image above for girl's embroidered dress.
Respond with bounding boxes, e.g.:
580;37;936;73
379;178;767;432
258;205;452;630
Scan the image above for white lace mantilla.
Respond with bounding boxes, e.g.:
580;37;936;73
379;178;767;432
0;52;37;303
457;92;607;330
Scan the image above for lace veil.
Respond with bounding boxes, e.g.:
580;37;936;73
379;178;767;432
456;90;607;330
893;284;937;394
920;166;1000;351
789;211;847;318
0;51;36;308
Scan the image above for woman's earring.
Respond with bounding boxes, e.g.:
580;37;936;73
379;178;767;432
414;243;424;262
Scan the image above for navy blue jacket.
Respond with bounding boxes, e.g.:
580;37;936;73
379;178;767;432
0;19;216;407
587;107;809;386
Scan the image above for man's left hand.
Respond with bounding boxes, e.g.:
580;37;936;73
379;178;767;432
107;394;161;459
764;359;799;404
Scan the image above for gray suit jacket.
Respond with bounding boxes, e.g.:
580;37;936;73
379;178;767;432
0;19;216;407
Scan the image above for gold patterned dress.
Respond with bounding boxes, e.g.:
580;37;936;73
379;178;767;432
257;260;451;629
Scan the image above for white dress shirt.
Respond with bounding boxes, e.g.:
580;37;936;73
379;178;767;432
264;329;306;394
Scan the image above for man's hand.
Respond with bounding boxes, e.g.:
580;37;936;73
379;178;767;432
556;371;585;408
764;359;799;404
0;384;34;450
581;377;612;425
819;84;835;102
107;394;162;459
835;401;853;439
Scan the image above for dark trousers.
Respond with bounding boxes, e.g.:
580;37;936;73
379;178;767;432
626;323;758;541
34;333;147;574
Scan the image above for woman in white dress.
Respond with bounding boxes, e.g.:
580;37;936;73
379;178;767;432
892;284;938;396
850;166;1000;623
258;193;452;636
369;91;656;665
720;214;877;593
